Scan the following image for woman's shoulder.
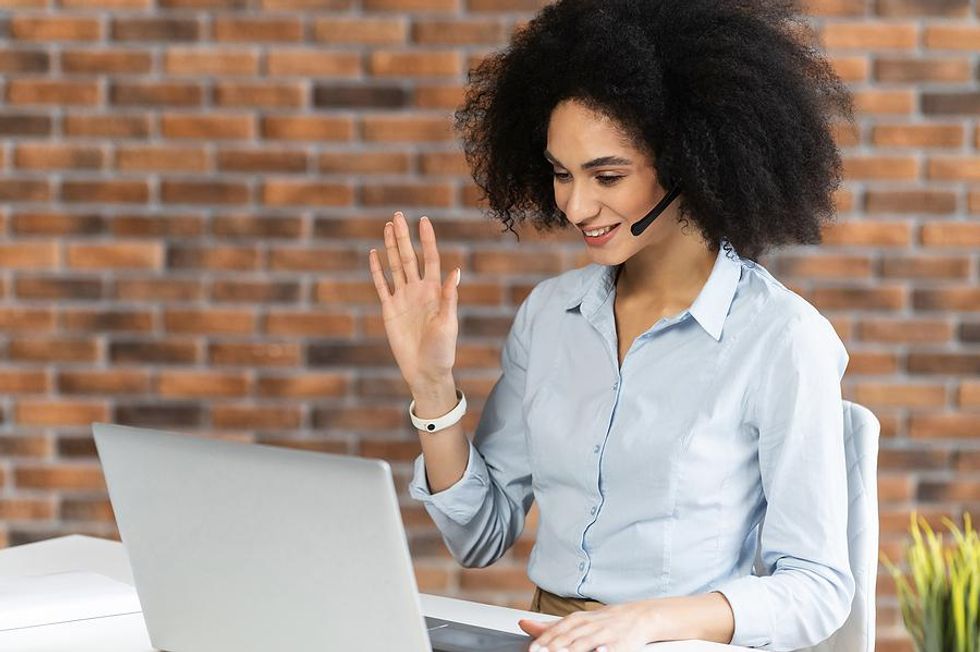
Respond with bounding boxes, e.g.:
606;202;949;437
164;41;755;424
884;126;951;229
738;258;844;351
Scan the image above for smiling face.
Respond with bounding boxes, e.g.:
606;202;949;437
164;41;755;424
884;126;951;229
546;98;683;265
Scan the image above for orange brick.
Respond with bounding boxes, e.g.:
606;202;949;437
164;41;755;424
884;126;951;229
313;17;406;44
414;84;465;109
167;245;259;270
369;50;460;77
928;157;980;182
880;255;970;279
212;17;302;42
157;371;249;398
318;151;410;174
266;247;360;272
778;254;872;279
853;89;915;114
213;82;303;108
160;180;249;205
0;242;57;269
362;0;457;9
865;189;956;214
843;156;919;180
7;80;99;105
264;311;355;337
255;373;347;398
910;414;980;439
820;221;911;246
14;143;104;170
110;81;202;106
212;405;301;430
61;309;154;333
11;16;101;41
0;308;54;332
58;370;150;394
9;338;99;363
208;342;301;366
161;113;254;140
16;400;109;426
261;115;353;141
913;287;980;311
920;222;980;247
821;22;917;50
266;50;361;77
924;25;980;50
871;124;964;148
111;17;200;41
163;309;255;334
61;49;151;74
361;183;454;207
261;180;353;206
873;57;971;83
115;145;208;172
66;242;164;270
958;382;980;407
851;383;947;408
61;180;149;204
0;370;48;394
216;149;306;173
164;48;259;76
361;115;454;142
858;318;952;343
15;465;106;491
810;286;907;311
64;114;150;138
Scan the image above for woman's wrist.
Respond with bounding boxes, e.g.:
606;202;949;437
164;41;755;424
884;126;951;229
410;374;459;419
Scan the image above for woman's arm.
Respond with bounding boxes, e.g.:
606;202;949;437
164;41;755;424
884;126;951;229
407;290;537;568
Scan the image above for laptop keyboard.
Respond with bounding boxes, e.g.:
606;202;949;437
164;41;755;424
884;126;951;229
425;616;532;652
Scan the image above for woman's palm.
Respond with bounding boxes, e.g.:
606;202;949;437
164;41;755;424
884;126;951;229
369;212;459;388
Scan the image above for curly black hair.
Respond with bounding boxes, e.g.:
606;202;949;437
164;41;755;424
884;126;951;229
454;0;855;261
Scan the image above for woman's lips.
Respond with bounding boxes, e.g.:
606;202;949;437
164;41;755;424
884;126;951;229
583;223;620;246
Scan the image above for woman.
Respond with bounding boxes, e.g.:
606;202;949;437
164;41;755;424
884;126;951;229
368;1;856;650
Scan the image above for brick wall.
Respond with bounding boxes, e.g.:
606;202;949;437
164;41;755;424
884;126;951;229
0;0;977;649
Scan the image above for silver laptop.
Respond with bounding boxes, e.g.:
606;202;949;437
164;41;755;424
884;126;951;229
92;422;532;652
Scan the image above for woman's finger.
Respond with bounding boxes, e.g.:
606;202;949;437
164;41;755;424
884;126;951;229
368;248;392;309
418;215;441;283
393;211;421;283
383;219;405;291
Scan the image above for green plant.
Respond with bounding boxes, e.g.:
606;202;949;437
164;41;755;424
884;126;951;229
881;511;979;652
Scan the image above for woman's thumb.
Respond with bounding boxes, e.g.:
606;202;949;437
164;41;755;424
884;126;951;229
442;267;460;316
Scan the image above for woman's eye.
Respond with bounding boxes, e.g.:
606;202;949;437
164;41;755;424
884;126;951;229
552;172;624;185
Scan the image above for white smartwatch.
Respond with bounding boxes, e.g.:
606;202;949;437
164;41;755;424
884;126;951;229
409;389;467;433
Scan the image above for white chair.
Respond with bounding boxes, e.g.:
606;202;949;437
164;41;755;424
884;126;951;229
753;400;880;652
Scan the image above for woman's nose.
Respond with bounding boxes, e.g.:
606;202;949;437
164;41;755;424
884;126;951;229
560;181;600;224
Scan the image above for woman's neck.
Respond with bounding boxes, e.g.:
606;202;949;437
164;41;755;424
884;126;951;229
615;231;718;310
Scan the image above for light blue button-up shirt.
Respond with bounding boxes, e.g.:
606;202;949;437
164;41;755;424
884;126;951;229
408;243;855;651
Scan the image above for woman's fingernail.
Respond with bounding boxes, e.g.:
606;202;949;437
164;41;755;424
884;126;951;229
455;268;461;286
421;215;429;222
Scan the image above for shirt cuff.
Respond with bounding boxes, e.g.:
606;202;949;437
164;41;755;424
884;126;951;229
407;439;490;526
712;574;772;648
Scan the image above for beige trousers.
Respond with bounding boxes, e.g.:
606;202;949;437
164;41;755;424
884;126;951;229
529;585;607;617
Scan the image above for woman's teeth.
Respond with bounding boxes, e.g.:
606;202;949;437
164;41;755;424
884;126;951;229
585;226;614;236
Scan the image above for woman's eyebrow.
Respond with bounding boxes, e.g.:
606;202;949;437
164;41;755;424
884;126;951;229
544;150;633;170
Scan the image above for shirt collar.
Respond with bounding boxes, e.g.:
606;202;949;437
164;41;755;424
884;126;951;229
562;241;743;342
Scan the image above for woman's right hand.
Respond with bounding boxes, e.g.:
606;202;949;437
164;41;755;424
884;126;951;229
368;211;461;391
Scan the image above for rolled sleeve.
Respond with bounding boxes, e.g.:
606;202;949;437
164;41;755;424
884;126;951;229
716;312;855;650
408;439;490;526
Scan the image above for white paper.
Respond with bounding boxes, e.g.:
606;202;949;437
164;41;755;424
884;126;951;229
0;570;142;631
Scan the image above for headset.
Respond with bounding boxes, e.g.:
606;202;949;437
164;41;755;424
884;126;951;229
629;182;682;237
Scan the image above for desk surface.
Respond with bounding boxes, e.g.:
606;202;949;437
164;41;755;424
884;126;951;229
0;535;751;651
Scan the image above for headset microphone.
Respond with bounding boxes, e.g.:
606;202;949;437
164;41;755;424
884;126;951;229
630;183;682;237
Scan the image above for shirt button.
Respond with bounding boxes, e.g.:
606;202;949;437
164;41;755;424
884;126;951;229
593;444;600;454
578;561;585;571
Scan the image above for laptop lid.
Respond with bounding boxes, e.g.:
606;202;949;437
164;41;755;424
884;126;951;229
92;422;433;652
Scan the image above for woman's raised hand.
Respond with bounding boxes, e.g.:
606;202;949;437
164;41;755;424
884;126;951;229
369;211;461;391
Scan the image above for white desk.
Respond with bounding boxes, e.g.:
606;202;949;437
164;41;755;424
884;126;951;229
0;535;751;651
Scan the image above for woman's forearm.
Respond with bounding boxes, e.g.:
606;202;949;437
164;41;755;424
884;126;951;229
641;591;736;645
